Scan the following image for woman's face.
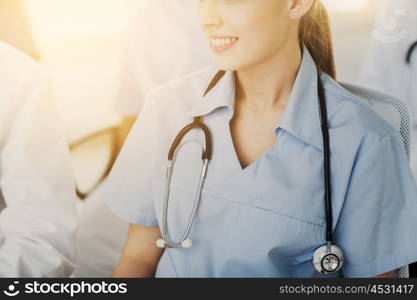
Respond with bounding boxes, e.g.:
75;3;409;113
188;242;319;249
196;0;296;71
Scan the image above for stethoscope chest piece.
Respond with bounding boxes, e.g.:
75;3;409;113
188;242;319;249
312;243;344;274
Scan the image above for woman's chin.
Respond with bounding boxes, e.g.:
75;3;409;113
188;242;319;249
212;58;242;72
212;53;259;73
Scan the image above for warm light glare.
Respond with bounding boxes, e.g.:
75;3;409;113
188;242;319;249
24;0;143;43
24;0;371;44
322;0;369;12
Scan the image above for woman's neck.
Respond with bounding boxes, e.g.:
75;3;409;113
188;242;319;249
234;43;302;114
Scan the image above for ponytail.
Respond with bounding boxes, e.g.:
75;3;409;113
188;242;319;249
299;0;336;79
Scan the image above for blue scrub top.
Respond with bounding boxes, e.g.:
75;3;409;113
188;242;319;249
104;47;417;277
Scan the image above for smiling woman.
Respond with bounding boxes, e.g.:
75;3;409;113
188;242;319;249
100;0;417;278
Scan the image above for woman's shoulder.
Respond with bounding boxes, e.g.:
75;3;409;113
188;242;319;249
321;73;401;144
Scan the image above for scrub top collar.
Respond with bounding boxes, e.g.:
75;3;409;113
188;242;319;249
187;67;236;117
188;46;324;152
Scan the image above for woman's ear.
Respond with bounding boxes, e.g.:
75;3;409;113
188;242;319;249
288;0;315;20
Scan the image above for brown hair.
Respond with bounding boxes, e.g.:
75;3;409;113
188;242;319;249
299;0;336;79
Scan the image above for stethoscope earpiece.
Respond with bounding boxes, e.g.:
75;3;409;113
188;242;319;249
156;238;193;248
181;239;193;248
312;243;344;274
156;239;166;248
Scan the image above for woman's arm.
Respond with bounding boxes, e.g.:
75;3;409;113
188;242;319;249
113;224;164;278
373;269;398;278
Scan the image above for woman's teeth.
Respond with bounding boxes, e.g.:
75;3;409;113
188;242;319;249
210;37;238;47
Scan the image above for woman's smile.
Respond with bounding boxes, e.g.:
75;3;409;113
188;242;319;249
208;35;239;53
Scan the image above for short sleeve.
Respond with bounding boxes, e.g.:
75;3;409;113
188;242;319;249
333;131;417;277
104;93;158;227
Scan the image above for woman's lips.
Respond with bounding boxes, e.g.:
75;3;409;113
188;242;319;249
208;36;239;53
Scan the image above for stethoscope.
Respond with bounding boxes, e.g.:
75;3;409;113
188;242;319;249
406;40;417;65
156;71;344;275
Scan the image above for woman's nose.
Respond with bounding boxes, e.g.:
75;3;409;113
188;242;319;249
197;0;223;30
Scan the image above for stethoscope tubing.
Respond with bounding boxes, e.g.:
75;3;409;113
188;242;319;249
160;72;334;250
317;75;333;243
160;118;212;248
161;158;208;247
406;40;417;65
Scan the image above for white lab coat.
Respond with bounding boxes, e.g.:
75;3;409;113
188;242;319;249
359;0;417;121
359;0;417;176
0;42;77;277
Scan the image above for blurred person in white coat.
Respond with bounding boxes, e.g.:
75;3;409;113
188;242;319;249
359;0;417;175
0;41;77;277
73;0;212;277
359;0;417;278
